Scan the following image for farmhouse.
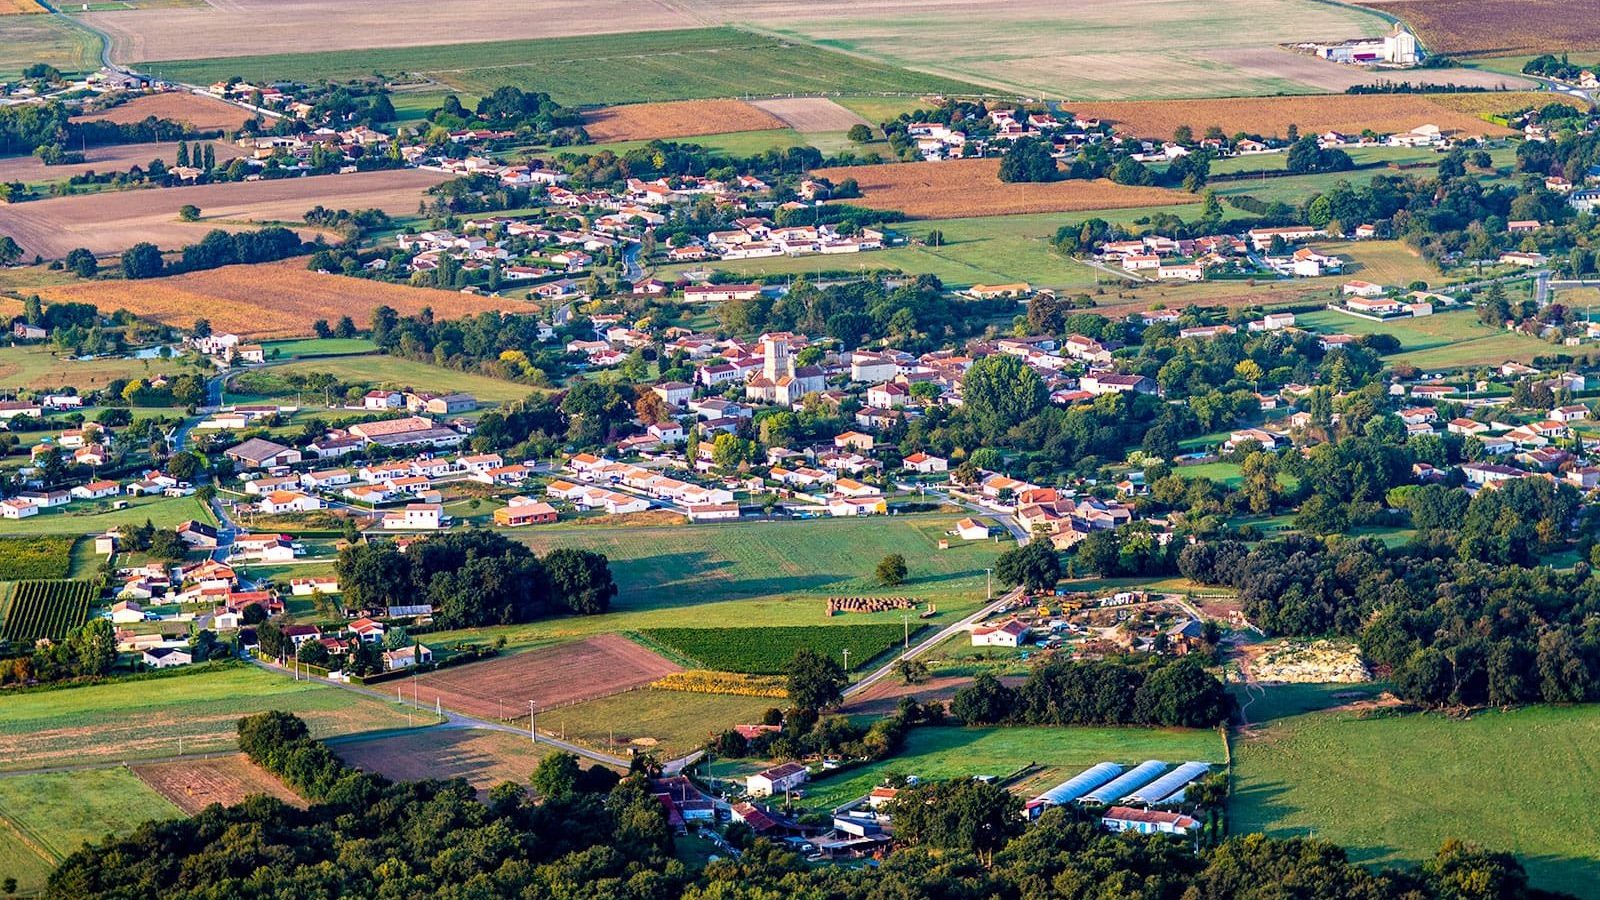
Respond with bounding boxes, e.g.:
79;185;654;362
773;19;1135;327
493;497;559;526
747;762;809;797
684;284;762;303
225;438;302;469
1101;806;1199;836
142;647;193;669
383;503;446;530
902;452;948;473
972;618;1029;647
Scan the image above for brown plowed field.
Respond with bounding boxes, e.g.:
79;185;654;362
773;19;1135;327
407;634;683;720
3;168;448;258
1355;0;1600;56
812;158;1193;219
335;727;562;795
0;140;246;184
583;99;786;142
74;92;254;132
750;97;871;133
132;753;305;814
1068;93;1527;141
39;258;530;339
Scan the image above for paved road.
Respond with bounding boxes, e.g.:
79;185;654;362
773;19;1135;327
621;242;644;283
845;585;1025;698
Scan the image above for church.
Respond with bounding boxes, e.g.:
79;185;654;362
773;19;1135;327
745;335;826;406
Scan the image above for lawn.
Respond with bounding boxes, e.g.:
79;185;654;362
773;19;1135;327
1296;308;1554;369
1170;462;1300;489
233;355;537;405
577;128;814;158
0;494;213;536
0;663;435;772
0;344;198;392
1312;240;1445;288
261;337;379;359
0;768;182;895
795;724;1227;812
142;27;985;106
426;515;1006;651
542;688;772;759
1232;704;1600;896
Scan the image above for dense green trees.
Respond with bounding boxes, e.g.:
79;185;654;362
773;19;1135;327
961;354;1046;435
994;540;1061;592
997;137;1058;183
336;531;614;627
785;648;846;711
953;656;1231;728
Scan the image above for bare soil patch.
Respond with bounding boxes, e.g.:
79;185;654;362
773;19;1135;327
3;168;447;258
39;257;529;339
0;140;246;184
583;99;785;142
130;753;305;814
813;158;1193;219
1355;0;1600;56
1068;93;1521;141
408;634;683;720
74;92;253;132
750;97;870;133
335;727;559;795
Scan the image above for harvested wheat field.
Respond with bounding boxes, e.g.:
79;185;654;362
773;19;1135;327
0;0;42;14
4;168;448;258
407;634;684;720
0;140;246;184
813;158;1193;219
75;91;254;132
335;728;563;795
1068;93;1525;140
1200;46;1534;93
583;99;785;142
1356;0;1600;56
750;97;871;133
39;258;529;339
132;753;304;814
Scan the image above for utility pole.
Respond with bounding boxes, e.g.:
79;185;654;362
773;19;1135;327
902;612;910;650
986;567;993;600
529;700;537;744
842;648;850;672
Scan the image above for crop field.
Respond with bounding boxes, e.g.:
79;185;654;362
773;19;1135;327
248;354;537;403
638;625;917;674
7;169;446;259
1068;93;1521;141
40;258;527;339
408;635;684;720
334;727;559;795
0;664;430;771
749;97;871;133
0;138;246;185
1311;240;1443;287
1193;47;1533;94
0;15;98;79
0;579;95;643
1355;0;1600;56
134;28;985;106
0;0;41;13
812;159;1194;219
0;493;210;536
259;337;379;358
796;724;1227;812
581;100;786;143
131;753;305;814
578;128;819;160
73;91;254;131
0;535;76;580
1424;91;1588;117
422;516;1005;652
543;688;771;757
1296;308;1554;369
0;768;182;896
1232;705;1600;895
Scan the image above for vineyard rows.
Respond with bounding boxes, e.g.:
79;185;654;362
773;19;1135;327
0;580;96;643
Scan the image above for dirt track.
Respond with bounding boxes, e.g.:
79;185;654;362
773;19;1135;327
132;753;305;814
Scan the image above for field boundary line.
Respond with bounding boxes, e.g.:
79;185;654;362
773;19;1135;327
0;807;62;864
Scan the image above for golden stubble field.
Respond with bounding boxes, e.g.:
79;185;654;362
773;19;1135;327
813;158;1194;219
38;257;533;339
0;139;247;184
74;92;254;132
2;168;448;258
1068;93;1542;140
582;99;785;142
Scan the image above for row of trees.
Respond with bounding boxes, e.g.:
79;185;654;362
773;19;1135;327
952;656;1231;728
